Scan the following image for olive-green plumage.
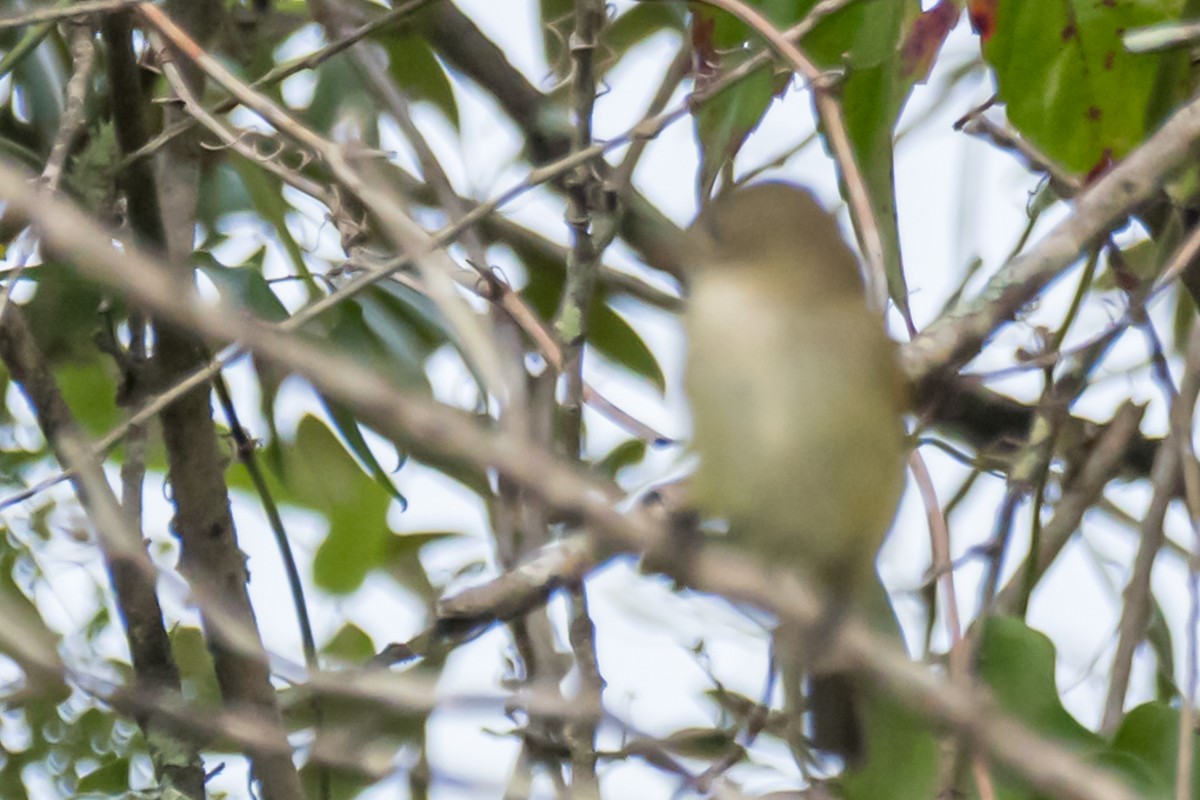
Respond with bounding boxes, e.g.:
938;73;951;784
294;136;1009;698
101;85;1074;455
683;181;907;763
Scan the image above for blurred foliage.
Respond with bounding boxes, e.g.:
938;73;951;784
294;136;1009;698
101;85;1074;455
0;0;1193;798
690;0;958;314
975;0;1189;175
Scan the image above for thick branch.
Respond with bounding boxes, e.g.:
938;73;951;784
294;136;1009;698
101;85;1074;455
0;307;206;800
417;1;688;278
0;159;1151;800
100;12;303;799
903;93;1200;385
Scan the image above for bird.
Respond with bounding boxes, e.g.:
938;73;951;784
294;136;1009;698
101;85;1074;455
682;180;908;764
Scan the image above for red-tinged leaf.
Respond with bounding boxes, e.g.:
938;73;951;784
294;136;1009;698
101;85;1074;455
968;0;998;40
901;0;959;82
690;7;718;77
1084;149;1116;185
689;1;794;198
982;0;1187;174
692;59;785;200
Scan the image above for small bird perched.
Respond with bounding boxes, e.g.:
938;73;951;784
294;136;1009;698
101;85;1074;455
682;181;908;764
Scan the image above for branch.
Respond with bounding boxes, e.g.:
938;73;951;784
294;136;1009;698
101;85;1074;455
0;306;206;799
0;158;1150;800
101;11;303;799
0;0;145;29
903;93;1200;386
415;1;689;278
687;0;889;311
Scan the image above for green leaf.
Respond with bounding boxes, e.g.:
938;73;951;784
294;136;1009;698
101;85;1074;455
693;65;781;200
231;160;315;289
835;1;959;315
1110;703;1195;800
804;0;934;317
594;439;647;479
657;727;738;759
55;362;121;437
589;301;665;392
303;56;379;147
320;393;409;510
323;623;377;662
382;531;460;603
11;32;64;149
365;281;450;353
801;0;912;69
170;626;222;708
76;758;130;795
983;0;1188;174
1097;237;1163;291
319;300;437;509
197;250;291;323
196;160;255;223
0;12;57;84
22;262;109;366
689;0;796;198
332;296;430;389
842;686;938;800
293;416;393;594
1145;600;1179;703
377;33;460;128
977;617;1098;747
689;0;935;315
972;617;1178;799
516;239;665;392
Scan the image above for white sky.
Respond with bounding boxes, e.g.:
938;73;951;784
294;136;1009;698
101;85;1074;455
3;3;1197;798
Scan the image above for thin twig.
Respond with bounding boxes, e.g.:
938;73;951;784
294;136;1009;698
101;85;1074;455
1171;324;1200;800
686;0;889;313
554;0;609;792
905;92;1200;387
105;8;304;797
995;402;1146;618
0;307;207;800
0;160;1159;800
40;22;96;192
123;0;437;168
611;43;690;191
0;20;696;509
142;2;518;405
0;22;97;323
958;113;1082;198
911;447;998;800
0;0;145;29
